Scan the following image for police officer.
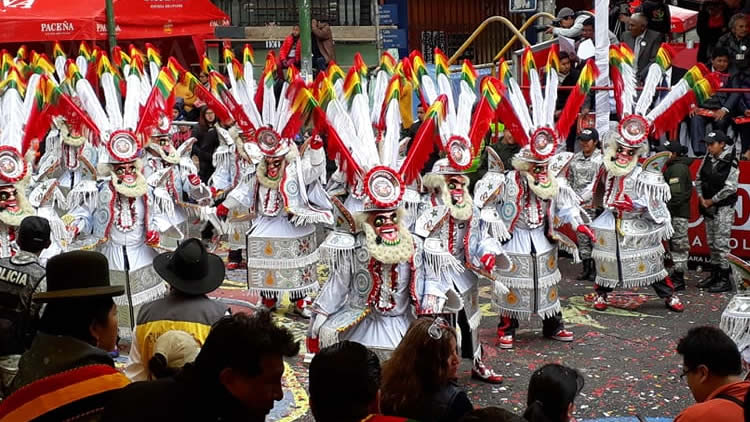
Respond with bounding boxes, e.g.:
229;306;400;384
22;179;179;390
0;216;50;355
567;128;603;281
696;130;738;293
662;142;693;291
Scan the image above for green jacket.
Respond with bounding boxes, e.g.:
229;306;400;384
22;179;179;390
663;156;693;219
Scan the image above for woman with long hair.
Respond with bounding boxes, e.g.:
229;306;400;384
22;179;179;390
191;106;219;184
380;318;472;422
523;364;584;422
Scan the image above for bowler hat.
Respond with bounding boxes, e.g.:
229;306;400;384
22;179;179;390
33;251;124;302
153;238;225;296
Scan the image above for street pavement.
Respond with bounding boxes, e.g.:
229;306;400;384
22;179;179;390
210;255;731;422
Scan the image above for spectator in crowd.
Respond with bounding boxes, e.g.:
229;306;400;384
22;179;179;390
724;0;750;19
309;341;418;422
172;103;183;121
621;13;666;82
460;407;526;422
576;17;618;54
716;13;750;74
280;25;302;70
674;326;750;422
640;0;672;36
147;330;201;380
172;120;196;150
198;71;210;89
492;128;521;170
380;318;473;422
192;107;219;185
0;216;50;356
555;52;581;151
124;239;228;381
523;364;584;422
721;65;750;155
0;251;129;421
663;142;693;291
311;18;335;74
103;312;299;422
547;7;590;39
697;1;730;64
690;47;732;155
695;130;739;293
610;0;632;38
406;104;426;140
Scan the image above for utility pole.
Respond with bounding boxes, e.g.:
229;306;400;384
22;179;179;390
105;0;117;54
298;0;312;83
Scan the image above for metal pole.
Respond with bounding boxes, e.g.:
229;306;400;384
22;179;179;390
373;0;382;58
105;0;117;54
298;0;312;83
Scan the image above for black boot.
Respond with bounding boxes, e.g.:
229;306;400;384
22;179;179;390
577;259;592;281
588;259;597;282
697;268;719;289
707;268;733;293
672;270;686;291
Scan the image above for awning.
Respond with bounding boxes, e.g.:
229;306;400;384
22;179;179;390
0;0;228;43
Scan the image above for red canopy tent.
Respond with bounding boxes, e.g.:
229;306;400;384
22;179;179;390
0;0;228;64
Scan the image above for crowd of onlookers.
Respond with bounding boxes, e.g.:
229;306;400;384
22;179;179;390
547;0;750;159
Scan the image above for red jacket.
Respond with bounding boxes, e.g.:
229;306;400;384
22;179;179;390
280;35;301;67
674;381;750;422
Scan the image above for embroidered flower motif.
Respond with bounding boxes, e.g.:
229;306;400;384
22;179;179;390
548;255;556;270
548;287;558;302
506;291;518;305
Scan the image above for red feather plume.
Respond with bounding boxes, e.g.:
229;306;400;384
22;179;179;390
468;95;493;156
399;95;446;185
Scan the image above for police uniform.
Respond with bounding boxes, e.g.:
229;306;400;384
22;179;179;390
0;251;46;355
695;130;739;292
566;129;603;281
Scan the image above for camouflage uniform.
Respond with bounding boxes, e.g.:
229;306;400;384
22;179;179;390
567;149;603;261
670;217;689;272
706;206;735;269
695;145;739;270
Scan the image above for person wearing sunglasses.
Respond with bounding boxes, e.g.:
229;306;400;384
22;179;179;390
674;326;750;422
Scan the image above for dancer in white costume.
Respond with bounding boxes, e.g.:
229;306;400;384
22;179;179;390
589;43;718;312
307;63;445;359
67;59;181;335
411;49;506;383
0;69;37;258
211;52;332;317
473;50;597;349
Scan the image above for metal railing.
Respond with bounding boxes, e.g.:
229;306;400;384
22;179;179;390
211;0;372;27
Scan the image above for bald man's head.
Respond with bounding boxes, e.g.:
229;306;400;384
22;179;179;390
628;13;648;36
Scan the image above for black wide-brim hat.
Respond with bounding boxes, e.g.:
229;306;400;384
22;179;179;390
33;251;125;302
153;238;225;296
